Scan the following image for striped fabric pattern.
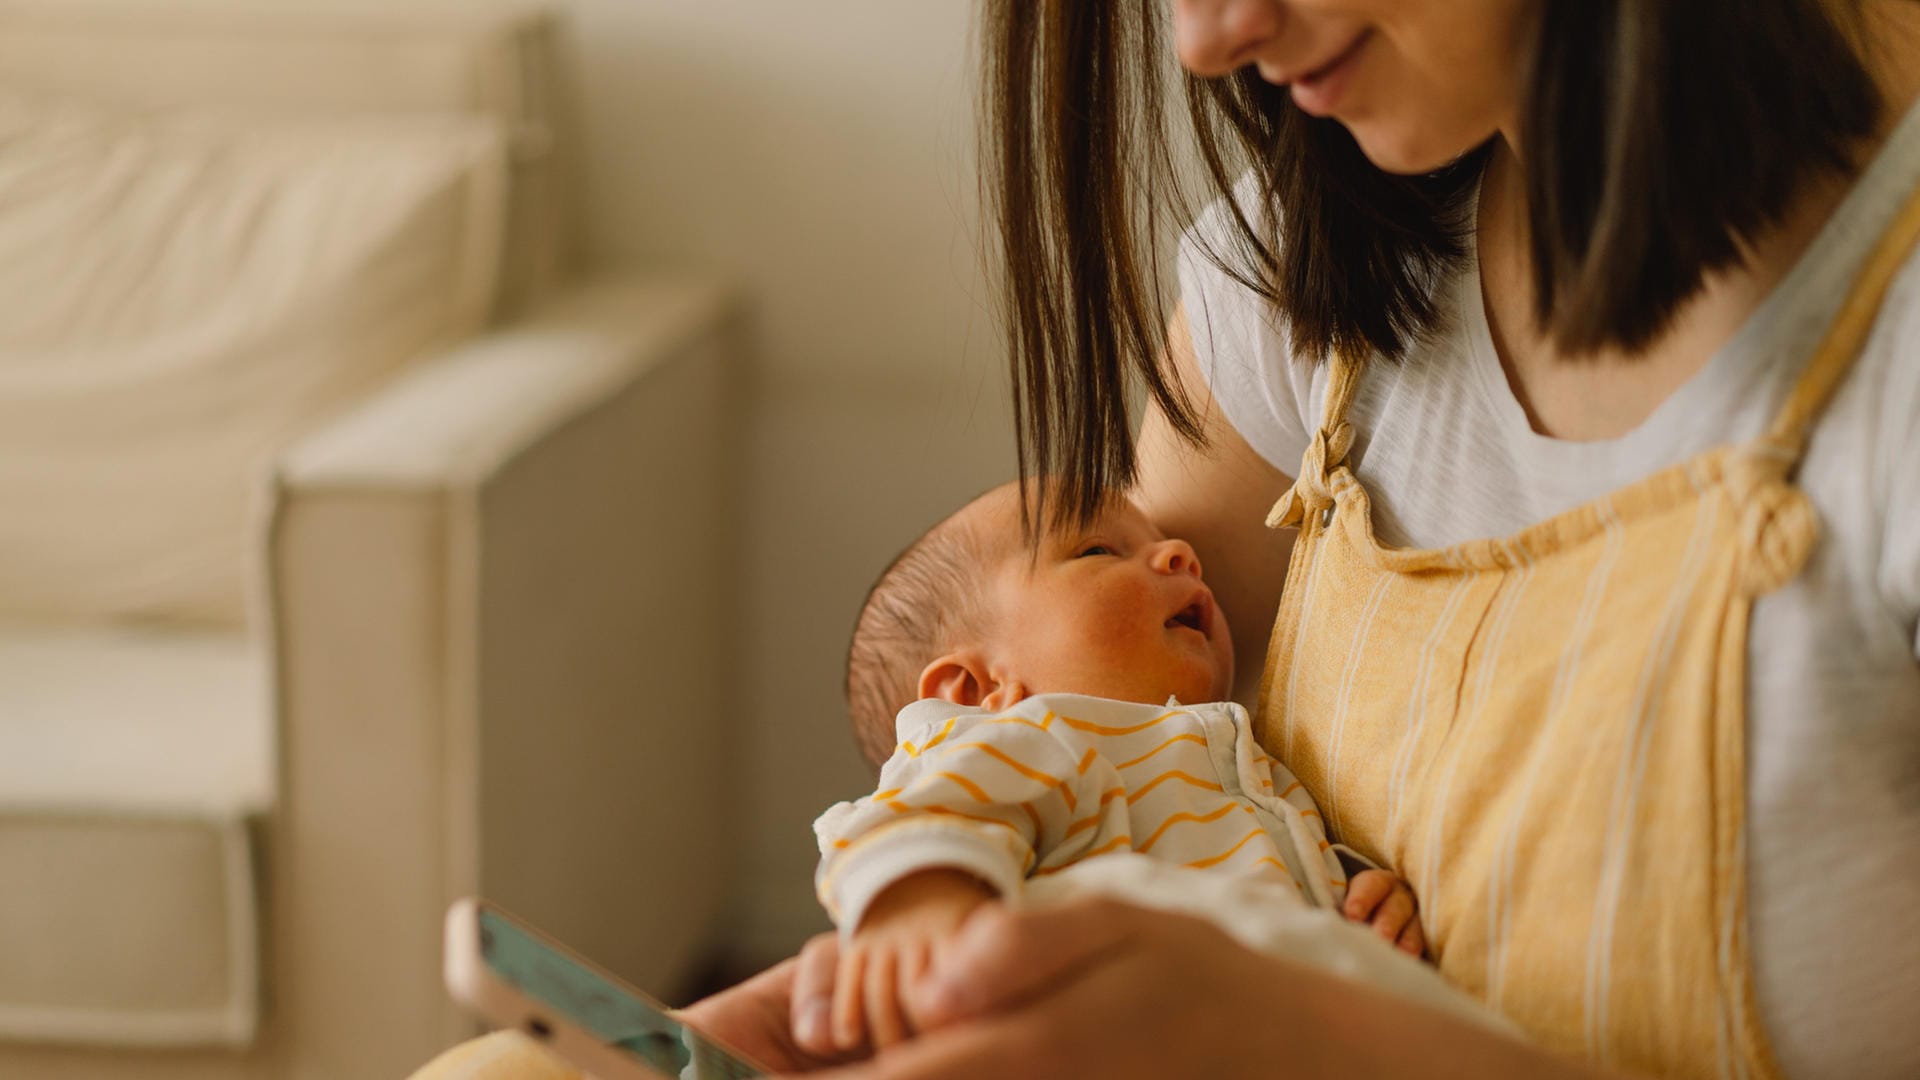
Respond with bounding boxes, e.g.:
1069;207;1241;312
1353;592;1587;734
1256;178;1920;1080
814;694;1349;934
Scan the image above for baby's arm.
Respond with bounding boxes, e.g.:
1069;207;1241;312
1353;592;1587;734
811;711;1123;1051
830;867;993;1050
1249;741;1426;956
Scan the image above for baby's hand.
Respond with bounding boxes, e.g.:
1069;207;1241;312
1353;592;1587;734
823;868;995;1054
1342;868;1426;958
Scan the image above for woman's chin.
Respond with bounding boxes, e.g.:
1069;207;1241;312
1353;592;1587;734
1347;120;1489;176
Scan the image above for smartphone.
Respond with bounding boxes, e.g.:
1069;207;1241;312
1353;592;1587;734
444;898;768;1080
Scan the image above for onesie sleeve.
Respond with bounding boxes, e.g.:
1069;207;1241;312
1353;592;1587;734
1246;741;1353;909
1176;172;1321;479
813;708;1125;934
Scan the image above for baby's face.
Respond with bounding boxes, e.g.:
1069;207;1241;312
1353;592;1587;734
973;487;1235;707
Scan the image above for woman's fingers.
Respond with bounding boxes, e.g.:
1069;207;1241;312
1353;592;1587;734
791;932;840;1056
676;954;823;1075
788;1013;1038;1080
1343;869;1394;921
905;898;1141;1029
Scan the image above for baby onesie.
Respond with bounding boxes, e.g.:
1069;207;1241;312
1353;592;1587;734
814;693;1351;932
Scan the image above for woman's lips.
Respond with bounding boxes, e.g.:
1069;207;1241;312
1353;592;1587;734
1288;30;1370;117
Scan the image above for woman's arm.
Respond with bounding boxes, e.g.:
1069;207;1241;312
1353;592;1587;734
1133;303;1298;705
783;897;1626;1080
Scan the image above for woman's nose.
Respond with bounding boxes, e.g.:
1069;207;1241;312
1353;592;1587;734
1150;538;1204;579
1173;0;1285;78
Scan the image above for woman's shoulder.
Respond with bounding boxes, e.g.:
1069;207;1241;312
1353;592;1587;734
1811;247;1920;642
1177;175;1490;480
1177;179;1324;474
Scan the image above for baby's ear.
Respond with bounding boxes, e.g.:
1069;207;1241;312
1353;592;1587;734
920;650;1012;708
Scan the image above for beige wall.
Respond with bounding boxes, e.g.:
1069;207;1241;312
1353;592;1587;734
565;0;998;381
559;1;1019;963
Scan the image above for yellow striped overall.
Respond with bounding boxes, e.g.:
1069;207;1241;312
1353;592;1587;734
1259;181;1920;1078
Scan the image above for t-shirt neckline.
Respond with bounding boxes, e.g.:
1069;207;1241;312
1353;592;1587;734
1457;93;1920;471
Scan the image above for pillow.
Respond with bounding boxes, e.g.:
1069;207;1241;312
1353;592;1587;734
0;91;506;626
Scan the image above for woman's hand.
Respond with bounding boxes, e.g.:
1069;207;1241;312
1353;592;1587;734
777;896;1612;1080
676;933;864;1074
775;897;1303;1080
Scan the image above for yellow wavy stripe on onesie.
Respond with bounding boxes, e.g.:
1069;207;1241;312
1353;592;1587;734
814;693;1350;933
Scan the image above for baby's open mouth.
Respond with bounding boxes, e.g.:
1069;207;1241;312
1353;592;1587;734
1167;600;1208;635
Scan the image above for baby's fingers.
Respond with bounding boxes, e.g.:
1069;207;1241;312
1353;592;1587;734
1368;884;1417;945
1396;917;1427;958
1342;870;1395;921
899;938;931;1004
865;948;911;1050
831;944;868;1052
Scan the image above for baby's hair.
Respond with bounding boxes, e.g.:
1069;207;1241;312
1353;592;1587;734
845;492;1002;774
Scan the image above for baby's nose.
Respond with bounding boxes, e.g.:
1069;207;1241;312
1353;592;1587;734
1152;538;1203;578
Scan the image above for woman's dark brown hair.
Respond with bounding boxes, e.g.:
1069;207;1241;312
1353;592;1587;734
982;0;1883;532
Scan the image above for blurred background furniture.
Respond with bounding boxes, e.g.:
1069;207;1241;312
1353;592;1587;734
0;2;740;1076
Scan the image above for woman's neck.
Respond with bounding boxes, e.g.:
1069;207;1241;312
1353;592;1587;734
1477;0;1920;443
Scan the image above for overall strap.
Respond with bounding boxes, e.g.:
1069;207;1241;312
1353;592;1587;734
1267;347;1367;529
1731;177;1920;595
1758;176;1920;464
1319;346;1367;436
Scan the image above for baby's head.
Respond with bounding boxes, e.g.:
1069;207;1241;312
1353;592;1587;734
845;480;1234;771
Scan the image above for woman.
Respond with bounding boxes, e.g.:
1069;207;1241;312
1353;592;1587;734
420;1;1920;1077
728;1;1920;1077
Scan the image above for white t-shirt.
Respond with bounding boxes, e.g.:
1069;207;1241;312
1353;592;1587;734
1179;104;1920;1078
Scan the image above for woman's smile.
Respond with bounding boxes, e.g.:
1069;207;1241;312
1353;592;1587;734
1280;28;1372;116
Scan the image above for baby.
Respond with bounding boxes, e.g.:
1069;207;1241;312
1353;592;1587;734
809;480;1434;1053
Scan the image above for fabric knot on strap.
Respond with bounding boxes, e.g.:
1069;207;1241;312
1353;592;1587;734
1266;420;1355;530
1725;444;1819;597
